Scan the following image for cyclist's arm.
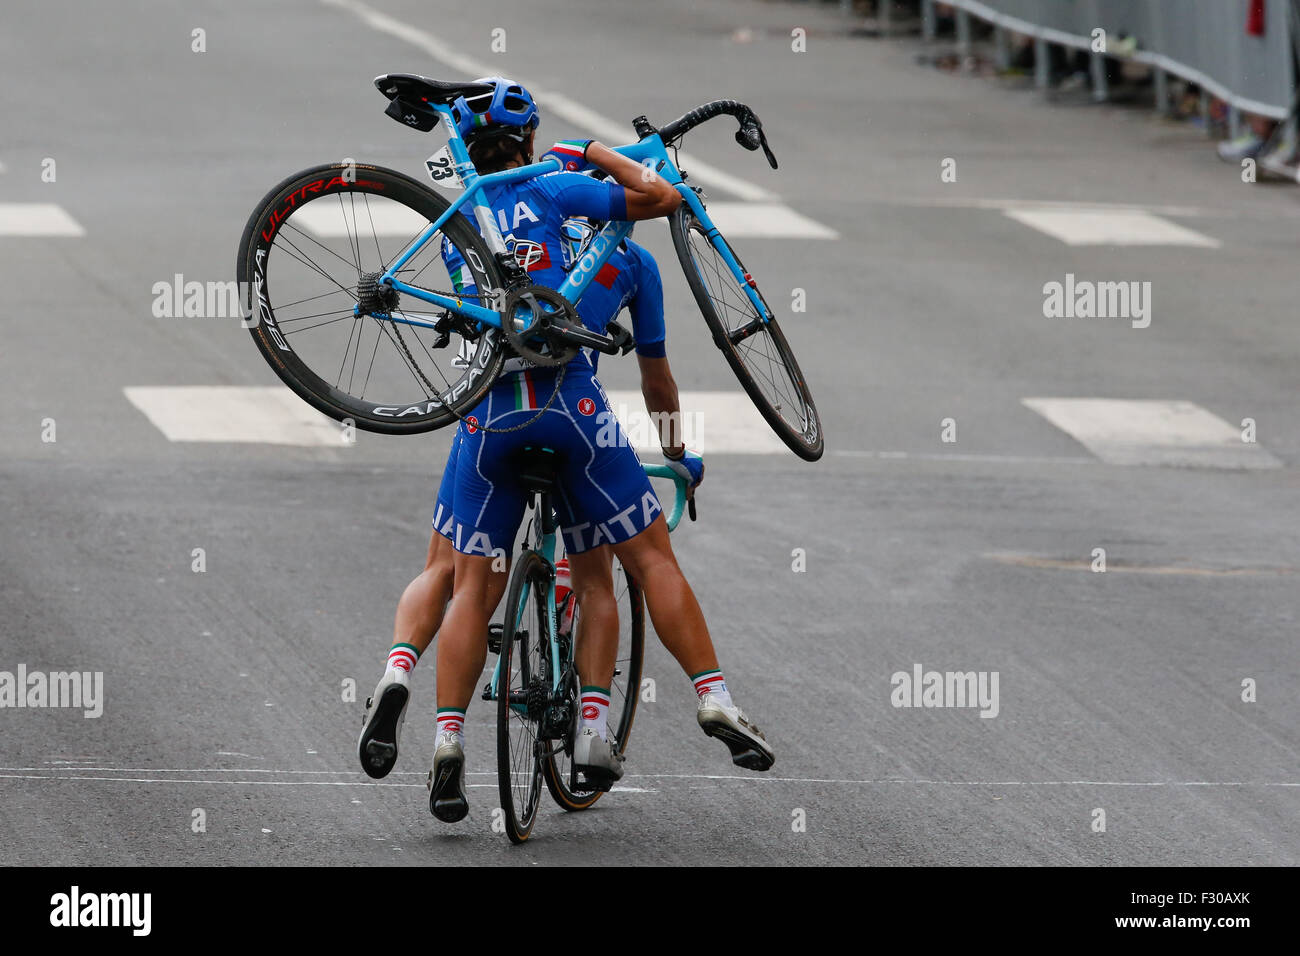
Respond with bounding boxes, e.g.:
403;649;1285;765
584;142;681;220
638;355;685;458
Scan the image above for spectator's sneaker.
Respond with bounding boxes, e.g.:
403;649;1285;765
697;694;774;771
427;733;468;822
1259;125;1299;176
572;727;625;791
357;671;409;779
1217;133;1265;163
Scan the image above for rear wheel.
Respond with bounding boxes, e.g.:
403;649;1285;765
543;557;644;811
236;163;506;434
496;549;549;844
670;205;824;460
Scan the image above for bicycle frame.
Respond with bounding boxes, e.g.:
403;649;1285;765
487;464;688;710
369;102;771;336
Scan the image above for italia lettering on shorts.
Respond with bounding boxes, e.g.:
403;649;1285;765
563;490;663;552
454;525;496;556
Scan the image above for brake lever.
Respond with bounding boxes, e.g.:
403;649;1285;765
688;497;698;522
734;124;761;151
759;129;778;170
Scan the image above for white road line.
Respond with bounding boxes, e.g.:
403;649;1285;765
644;201;837;239
1002;207;1220;247
1022;398;1282;469
833;450;1098;465
901;197;1212;217
0;202;85;237
294;197;838;240
124;386;346;446
604;389;788;455
320;0;779;203
291;197;430;237
985;553;1299;577
3;769;1294;788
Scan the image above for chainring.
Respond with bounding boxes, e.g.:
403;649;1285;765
500;285;581;367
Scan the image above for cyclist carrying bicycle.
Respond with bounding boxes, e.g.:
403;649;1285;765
387;77;775;823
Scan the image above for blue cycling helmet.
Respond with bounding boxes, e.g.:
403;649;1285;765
452;77;540;144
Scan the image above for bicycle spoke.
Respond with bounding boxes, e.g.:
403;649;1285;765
279;313;355;336
685;222;813;436
282;220;363;277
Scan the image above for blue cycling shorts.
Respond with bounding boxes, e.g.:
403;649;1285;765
431;429;461;541
449;362;663;557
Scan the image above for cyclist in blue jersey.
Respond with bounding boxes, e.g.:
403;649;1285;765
357;79;773;819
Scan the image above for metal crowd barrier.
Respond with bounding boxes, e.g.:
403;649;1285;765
921;0;1297;124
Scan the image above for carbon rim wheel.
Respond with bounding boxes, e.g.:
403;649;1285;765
236;163;506;435
670;205;824;460
543;558;644;811
496;550;548;843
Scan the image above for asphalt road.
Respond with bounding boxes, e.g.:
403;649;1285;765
1;0;1297;865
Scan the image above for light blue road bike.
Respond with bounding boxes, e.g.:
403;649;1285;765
238;73;823;460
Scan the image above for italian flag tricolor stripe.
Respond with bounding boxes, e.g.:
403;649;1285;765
550;140;586;157
513;370;538;411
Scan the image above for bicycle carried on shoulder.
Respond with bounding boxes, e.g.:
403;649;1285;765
237;74;823;461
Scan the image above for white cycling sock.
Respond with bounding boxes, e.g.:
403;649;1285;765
579;687;610;741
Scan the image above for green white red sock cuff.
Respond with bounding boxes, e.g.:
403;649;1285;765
691;669;727;698
436;707;466;735
579;686;611;740
386;643;420;673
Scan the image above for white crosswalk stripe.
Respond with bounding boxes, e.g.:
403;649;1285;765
1022;398;1280;468
289;198;836;240
0;202;85;237
603;390;787;454
124;384;786;453
1002;207;1220;247
124;386;345;446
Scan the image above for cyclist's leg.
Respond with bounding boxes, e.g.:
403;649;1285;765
567;544;619;692
436;550;504;710
606;516;716;677
429;397;525;819
610;519;773;770
359;434;461;778
437;400;524;715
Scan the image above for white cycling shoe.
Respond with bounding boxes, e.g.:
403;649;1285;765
357;670;410;779
697;694;774;771
572;727;625;791
427;733;469;823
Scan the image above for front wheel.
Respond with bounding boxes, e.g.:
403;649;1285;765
496;549;549;844
236;163;507;434
670;205;824;461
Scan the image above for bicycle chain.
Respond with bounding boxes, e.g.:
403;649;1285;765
387;308;568;435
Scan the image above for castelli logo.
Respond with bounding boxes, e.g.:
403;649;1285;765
577;397;596;416
582;705;599;721
465;416;479;434
566;160;578;171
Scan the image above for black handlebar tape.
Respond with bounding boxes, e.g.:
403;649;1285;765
658;99;754;144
